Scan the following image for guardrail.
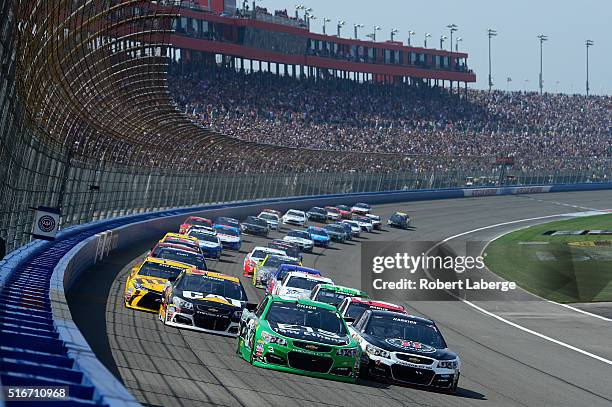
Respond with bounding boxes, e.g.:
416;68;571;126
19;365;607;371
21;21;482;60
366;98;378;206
0;182;610;406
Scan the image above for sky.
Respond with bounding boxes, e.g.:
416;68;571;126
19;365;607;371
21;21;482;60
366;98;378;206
257;0;611;95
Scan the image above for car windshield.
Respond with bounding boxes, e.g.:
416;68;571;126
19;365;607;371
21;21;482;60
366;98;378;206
253;249;279;259
345;302;373;320
266;302;346;335
286;276;323;291
271;244;299;258
189;231;218;242
176;274;245;301
327;208;339;213
139;262;186;279
337;205;350;211
310;229;328;237
391;214;406;222
188;218;210;226
217;227;239;237
218;219;239;228
355;203;369;209
345;221;358;227
365;315;446;349
259;213;277;221
245;217;267;227
287;210;303;217
310;207;325;214
326;225;345;233
161;238;198;249
265;256;298;269
155;249;206;270
314;289;352;307
288;230;309;239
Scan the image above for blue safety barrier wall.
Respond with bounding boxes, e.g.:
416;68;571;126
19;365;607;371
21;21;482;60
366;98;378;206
0;182;610;406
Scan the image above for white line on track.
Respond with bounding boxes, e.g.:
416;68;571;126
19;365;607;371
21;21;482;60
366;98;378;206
424;210;612;367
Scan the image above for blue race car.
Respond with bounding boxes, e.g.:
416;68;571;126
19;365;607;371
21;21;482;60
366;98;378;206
213;224;242;251
186;227;223;259
215;217;241;234
306;226;331;248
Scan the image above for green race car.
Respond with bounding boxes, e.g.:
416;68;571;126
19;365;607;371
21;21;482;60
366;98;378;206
237;295;361;382
309;284;369;308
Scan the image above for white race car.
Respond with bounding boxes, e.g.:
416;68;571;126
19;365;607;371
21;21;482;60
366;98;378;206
282;209;307;227
242;246;286;277
349;310;461;392
351;202;371;215
258;211;280;230
272;271;334;299
365;214;382;230
341;220;362;237
283;229;314;253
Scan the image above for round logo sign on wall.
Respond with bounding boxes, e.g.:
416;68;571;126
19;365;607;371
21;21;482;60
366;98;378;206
38;215;56;233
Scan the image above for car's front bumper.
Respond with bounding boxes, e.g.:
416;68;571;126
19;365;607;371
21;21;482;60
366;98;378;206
313;239;330;247
201;246;222;259
361;354;459;389
163;308;239;337
124;289;163;312
220;240;241;251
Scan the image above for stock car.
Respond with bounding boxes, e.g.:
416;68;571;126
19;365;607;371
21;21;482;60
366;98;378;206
365;214;382;230
282;209;307;227
272;271;333;299
323;223;348;243
241;216;270;237
306;207;328;223
150;242;200;258
338;297;406;324
351;203;371;215
388;212;411;229
268;240;303;262
159;268;252;336
179;216;213;234
160;233;202;254
351;215;374;232
336;221;355;240
261;209;282;218
306;226;331;248
186;227;223;259
324;206;342;221
341;220;362;237
215;217;241;233
336;205;353;219
150;245;208;271
214;225;242;251
258;211;280;230
309;284;369;308
252;254;302;288
124;257;192;312
283;230;314;253
349;310;461;392
237;296;361;382
266;265;321;295
243;246;286;277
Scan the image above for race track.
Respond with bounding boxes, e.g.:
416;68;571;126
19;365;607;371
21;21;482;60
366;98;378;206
68;190;612;407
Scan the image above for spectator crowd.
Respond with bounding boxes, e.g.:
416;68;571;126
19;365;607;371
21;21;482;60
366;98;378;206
168;66;610;178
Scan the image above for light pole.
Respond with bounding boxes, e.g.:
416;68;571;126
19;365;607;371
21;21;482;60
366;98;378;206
447;24;458;52
407;30;415;46
440;35;447;50
424;33;431;48
354;23;364;39
390;28;399;42
537;34;548;94
308;15;316;31
455;37;462;52
294;4;304;19
487;28;497;91
370;25;381;42
304;7;312;28
586;39;594;96
322;18;330;35
337;20;345;37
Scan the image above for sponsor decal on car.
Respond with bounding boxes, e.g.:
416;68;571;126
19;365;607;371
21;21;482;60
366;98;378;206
385;338;437;353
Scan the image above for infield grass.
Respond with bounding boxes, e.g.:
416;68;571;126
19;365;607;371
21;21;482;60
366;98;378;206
484;214;612;303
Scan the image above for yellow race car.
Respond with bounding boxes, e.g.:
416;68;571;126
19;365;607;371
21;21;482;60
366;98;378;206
124;257;192;312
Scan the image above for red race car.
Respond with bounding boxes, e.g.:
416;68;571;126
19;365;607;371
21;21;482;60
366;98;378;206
179;216;212;234
335;205;353;219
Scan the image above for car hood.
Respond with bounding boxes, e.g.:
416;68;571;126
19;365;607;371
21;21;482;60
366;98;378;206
217;234;240;242
284;215;304;221
134;277;166;292
278;287;310;299
200;241;221;248
311;235;330;241
362;332;457;360
268;321;350;346
285;236;312;244
181;291;243;308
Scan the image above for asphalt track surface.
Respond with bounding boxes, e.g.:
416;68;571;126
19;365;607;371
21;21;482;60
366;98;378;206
68;190;612;407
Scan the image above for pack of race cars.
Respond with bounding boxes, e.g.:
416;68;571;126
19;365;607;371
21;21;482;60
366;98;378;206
123;204;459;392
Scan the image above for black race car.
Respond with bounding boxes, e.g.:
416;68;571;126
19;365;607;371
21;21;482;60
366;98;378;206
241;216;269;237
323;223;348;243
306;207;328;223
349;310;460;392
387;212;411;229
268;239;303;262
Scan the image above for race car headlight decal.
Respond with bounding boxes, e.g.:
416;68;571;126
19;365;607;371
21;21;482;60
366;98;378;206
365;344;391;359
336;347;359;357
261;331;287;346
172;296;194;310
438;360;459;369
132;280;146;291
